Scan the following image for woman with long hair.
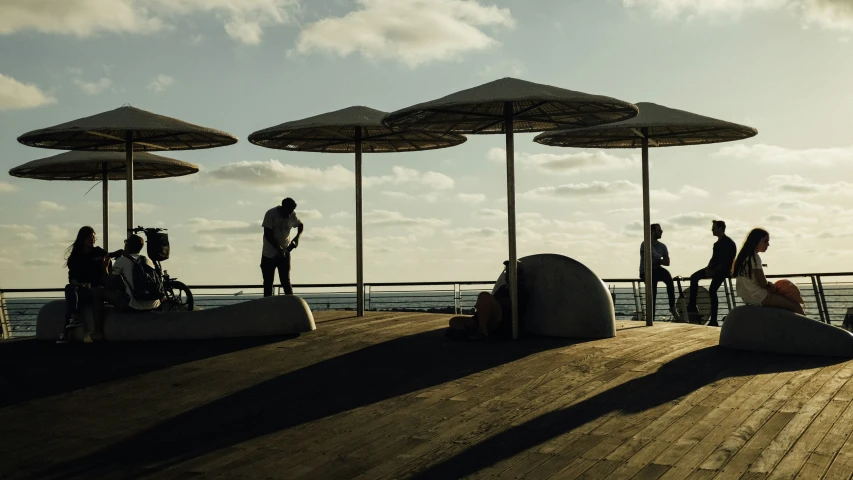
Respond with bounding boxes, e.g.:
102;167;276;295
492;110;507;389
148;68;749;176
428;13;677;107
60;226;111;342
732;228;804;315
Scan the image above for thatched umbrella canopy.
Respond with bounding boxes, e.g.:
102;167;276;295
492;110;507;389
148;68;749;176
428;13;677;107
250;106;466;315
535;102;758;326
17;106;237;237
385;77;638;338
9;151;199;251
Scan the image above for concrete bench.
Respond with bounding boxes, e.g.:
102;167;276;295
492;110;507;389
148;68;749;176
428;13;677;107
720;305;853;357
493;253;616;339
36;295;316;341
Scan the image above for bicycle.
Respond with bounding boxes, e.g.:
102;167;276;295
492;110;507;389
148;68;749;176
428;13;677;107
130;226;194;312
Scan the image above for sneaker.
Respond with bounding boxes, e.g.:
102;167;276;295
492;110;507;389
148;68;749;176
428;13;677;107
56;331;69;344
82;333;93;343
67;319;83;329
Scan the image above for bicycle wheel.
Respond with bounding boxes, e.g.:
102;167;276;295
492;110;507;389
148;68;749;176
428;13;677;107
165;280;194;312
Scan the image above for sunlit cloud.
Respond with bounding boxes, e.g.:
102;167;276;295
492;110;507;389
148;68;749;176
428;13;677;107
295;0;515;67
0;73;56;111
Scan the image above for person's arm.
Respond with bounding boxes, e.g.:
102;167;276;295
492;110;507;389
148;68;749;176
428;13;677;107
289;222;304;249
753;267;775;292
660;245;670;267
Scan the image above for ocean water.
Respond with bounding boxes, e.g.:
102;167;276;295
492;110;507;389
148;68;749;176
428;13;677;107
4;284;852;338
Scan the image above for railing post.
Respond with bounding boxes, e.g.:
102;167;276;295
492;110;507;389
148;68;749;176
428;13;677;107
365;284;370;312
0;290;9;340
816;275;831;324
728;279;737;307
809;276;826;324
723;278;733;311
632;281;642;320
454;284;460;315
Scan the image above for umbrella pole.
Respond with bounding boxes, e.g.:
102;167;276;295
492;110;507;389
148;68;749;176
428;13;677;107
102;164;109;252
641;129;654;326
355;130;364;317
125;133;134;240
504;102;519;340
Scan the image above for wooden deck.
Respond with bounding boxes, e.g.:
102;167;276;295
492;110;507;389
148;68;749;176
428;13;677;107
1;311;853;479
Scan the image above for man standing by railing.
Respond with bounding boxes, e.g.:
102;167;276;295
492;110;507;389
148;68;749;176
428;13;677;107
261;197;304;297
686;220;736;326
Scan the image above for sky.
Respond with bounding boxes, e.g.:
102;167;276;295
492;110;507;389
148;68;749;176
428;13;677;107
1;0;853;289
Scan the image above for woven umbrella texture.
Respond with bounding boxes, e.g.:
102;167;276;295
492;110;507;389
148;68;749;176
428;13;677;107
17;105;237;151
9;151;199;181
535;102;758;326
17;105;237;240
249;106;466;153
250;106;466;316
385;77;638;339
384;77;638;134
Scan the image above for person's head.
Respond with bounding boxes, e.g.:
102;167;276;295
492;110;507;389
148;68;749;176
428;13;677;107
125;234;144;254
732;228;769;277
64;226;97;265
651;223;663;240
712;220;726;237
280;197;297;215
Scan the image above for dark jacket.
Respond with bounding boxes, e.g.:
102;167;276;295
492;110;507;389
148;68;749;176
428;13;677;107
67;247;108;286
707;236;737;277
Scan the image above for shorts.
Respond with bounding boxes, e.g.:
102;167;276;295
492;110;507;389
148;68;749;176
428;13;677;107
740;289;769;306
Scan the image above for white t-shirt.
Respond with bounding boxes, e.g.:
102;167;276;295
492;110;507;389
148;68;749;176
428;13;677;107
262;207;302;258
112;254;162;311
736;253;769;306
639;241;669;275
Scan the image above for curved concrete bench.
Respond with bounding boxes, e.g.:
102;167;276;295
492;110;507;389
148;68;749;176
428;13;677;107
36;296;316;341
493;253;615;339
720;305;853;357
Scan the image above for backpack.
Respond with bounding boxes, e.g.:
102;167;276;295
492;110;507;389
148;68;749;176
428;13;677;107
124;255;164;301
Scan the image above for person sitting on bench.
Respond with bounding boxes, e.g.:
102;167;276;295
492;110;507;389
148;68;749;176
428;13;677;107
447;261;528;340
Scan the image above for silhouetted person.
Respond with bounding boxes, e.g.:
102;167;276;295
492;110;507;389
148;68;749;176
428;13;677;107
732;228;804;315
59;226;113;343
639;223;676;318
686;220;737;326
448;261;528;340
261;197;304;297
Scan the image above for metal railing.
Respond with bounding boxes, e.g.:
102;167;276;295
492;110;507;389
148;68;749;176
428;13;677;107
3;272;853;339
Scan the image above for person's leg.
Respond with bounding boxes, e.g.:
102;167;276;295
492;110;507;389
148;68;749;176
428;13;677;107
687;269;705;311
761;292;805;315
656;267;676;309
475;292;502;336
277;252;293;295
448;316;477;331
707;275;725;326
260;256;276;297
64;284;81;325
91;288;118;340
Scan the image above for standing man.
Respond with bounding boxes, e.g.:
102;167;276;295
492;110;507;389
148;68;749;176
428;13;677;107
261;197;304;297
640;223;677;318
686;220;737;327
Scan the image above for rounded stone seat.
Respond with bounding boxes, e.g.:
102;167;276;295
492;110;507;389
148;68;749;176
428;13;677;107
720;305;853;357
493;253;615;339
36;295;316;341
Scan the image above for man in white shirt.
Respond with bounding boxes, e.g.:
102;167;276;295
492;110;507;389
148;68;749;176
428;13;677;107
261;197;304;296
111;235;162;312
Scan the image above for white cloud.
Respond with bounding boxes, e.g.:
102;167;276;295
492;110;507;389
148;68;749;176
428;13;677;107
331;211;353;219
0;0;297;45
680;185;710;197
147;74;174;93
36;201;66;212
295;0;515;67
236;200;253;206
365;166;455;190
490;148;638;175
714;144;853;167
447;226;503;238
192;243;236;253
187;218;260;234
24;258;56;267
303;226;353;247
206;161;354;191
73;77;112;95
0;73;56;111
16;232;38;241
455;193;486;204
666;212;721;227
522;180;641;200
365;210;450;228
46;225;71;241
472;208;506;219
622;0;853;31
299;209;323;220
651;189;680;201
0;182;20;193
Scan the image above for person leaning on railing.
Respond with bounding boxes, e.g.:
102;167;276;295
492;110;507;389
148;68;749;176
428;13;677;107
732;228;805;315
